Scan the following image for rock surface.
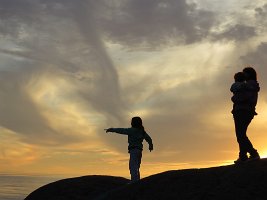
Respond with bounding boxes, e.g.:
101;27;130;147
24;175;129;200
25;158;267;200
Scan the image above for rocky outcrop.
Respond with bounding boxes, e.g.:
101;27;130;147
25;158;267;200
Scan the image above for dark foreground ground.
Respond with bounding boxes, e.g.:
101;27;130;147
25;158;267;200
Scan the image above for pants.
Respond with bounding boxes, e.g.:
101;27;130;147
233;110;257;159
129;149;142;182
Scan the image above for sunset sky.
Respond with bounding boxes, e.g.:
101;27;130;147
0;0;267;178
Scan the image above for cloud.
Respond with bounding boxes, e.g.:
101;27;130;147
68;0;125;121
0;66;88;145
240;42;267;98
0;0;216;146
97;0;215;47
0;0;126;145
0;129;40;170
214;24;257;42
255;3;267;20
0;0;216;46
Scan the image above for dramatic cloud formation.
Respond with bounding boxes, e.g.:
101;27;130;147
0;0;266;176
97;0;215;47
215;24;257;41
241;42;267;97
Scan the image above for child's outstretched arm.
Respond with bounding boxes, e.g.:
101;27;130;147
144;132;153;152
105;128;129;135
105;128;113;133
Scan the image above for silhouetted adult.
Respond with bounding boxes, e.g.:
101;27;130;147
231;67;260;164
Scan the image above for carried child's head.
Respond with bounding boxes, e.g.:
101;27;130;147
234;72;246;83
131;116;144;130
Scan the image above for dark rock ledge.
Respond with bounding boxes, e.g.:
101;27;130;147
25;158;267;200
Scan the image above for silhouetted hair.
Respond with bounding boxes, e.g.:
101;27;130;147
243;67;257;81
234;72;246;82
131;116;145;131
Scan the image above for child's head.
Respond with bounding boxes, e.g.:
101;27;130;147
234;72;246;82
131;116;144;130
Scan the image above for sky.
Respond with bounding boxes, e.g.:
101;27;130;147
0;0;267;178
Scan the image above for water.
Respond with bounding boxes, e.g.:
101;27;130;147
0;175;63;200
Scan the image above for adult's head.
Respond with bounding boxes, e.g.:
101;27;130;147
243;67;257;81
131;116;144;130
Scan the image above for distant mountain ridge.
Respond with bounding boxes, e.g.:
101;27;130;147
25;158;267;200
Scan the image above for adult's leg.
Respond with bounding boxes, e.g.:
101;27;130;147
244;113;259;157
234;111;257;159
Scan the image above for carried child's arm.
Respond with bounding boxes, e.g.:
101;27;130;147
231;92;249;103
231;82;250;103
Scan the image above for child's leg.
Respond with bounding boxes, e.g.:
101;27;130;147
129;149;142;182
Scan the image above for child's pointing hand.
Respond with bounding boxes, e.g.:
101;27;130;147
104;128;112;133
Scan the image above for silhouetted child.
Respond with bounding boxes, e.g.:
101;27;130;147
105;116;153;183
230;72;248;113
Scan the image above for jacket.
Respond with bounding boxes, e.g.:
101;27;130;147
108;127;153;151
